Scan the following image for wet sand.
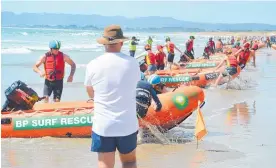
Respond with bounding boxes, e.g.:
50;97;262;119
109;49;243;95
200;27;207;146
2;48;276;168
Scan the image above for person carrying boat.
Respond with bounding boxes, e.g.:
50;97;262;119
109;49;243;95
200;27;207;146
129;36;139;57
213;49;238;87
33;40;76;103
251;40;259;51
242;37;248;44
235;42;255;69
155;45;166;70
207;37;215;54
147;74;168;94
266;36;272;49
233;37;241;49
179;52;191;63
147;36;153;48
202;43;212;59
215;38;224;53
164;37;182;69
144;44;157;75
230;36;235;45
136;73;162;118
185;36;195;59
250;41;258;65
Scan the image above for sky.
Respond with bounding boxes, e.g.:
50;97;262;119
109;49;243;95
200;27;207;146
2;0;276;25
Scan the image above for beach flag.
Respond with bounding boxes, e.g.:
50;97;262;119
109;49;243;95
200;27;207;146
194;101;207;145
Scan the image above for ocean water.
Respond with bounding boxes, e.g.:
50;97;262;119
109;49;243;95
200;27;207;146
1;27;211;102
2;27;276;168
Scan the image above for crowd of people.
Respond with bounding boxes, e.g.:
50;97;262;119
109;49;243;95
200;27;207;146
32;24;273;168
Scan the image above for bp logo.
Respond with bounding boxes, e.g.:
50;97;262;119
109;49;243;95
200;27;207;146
172;93;189;110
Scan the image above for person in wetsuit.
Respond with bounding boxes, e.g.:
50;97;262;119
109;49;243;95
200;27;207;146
136;73;162;118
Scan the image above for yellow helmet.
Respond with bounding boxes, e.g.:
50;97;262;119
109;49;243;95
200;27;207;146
225;49;232;55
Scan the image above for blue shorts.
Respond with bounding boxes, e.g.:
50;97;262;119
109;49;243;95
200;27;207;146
167;53;175;63
222;66;238;77
91;131;138;154
148;64;157;71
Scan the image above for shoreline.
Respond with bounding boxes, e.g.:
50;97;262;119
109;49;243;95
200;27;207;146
2;26;276;35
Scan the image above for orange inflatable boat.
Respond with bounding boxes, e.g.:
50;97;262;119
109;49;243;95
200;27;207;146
258;42;265;49
1;86;205;138
156;64;241;88
272;44;276;50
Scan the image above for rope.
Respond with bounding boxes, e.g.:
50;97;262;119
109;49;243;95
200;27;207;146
3;108;93;118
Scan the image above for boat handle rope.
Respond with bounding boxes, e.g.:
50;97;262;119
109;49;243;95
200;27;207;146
25;110;45;118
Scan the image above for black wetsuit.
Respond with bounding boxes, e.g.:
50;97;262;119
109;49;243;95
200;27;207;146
136;81;162;118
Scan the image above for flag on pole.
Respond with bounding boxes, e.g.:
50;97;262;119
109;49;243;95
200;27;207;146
194;101;207;141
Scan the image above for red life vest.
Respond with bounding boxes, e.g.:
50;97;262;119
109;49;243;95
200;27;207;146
186;40;193;52
204;46;210;53
145;51;156;65
227;56;238;67
243;40;247;44
44;51;65;81
155;52;166;65
167;42;175;54
252;43;259;50
239;50;250;65
208;40;215;48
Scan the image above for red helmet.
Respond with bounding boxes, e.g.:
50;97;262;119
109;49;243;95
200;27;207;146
243;42;250;49
144;44;151;50
157;45;163;51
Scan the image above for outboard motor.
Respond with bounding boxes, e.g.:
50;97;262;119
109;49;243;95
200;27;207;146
1;80;44;112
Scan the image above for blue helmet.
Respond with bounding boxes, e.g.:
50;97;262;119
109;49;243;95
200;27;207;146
140;72;146;81
49;40;61;49
147;74;161;85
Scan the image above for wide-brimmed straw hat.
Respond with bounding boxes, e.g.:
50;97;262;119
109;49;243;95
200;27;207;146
97;25;129;45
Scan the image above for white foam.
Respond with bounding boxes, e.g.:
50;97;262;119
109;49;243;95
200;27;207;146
65;64;87;68
20;32;28;36
1;47;32;54
69;32;97;36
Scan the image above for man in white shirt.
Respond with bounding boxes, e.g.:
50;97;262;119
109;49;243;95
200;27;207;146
84;25;140;168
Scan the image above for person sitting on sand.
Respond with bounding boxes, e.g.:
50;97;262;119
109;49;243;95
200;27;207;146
147;74;168;94
136;73;162;118
215;38;224;53
235;42;255;69
213;49;238;87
